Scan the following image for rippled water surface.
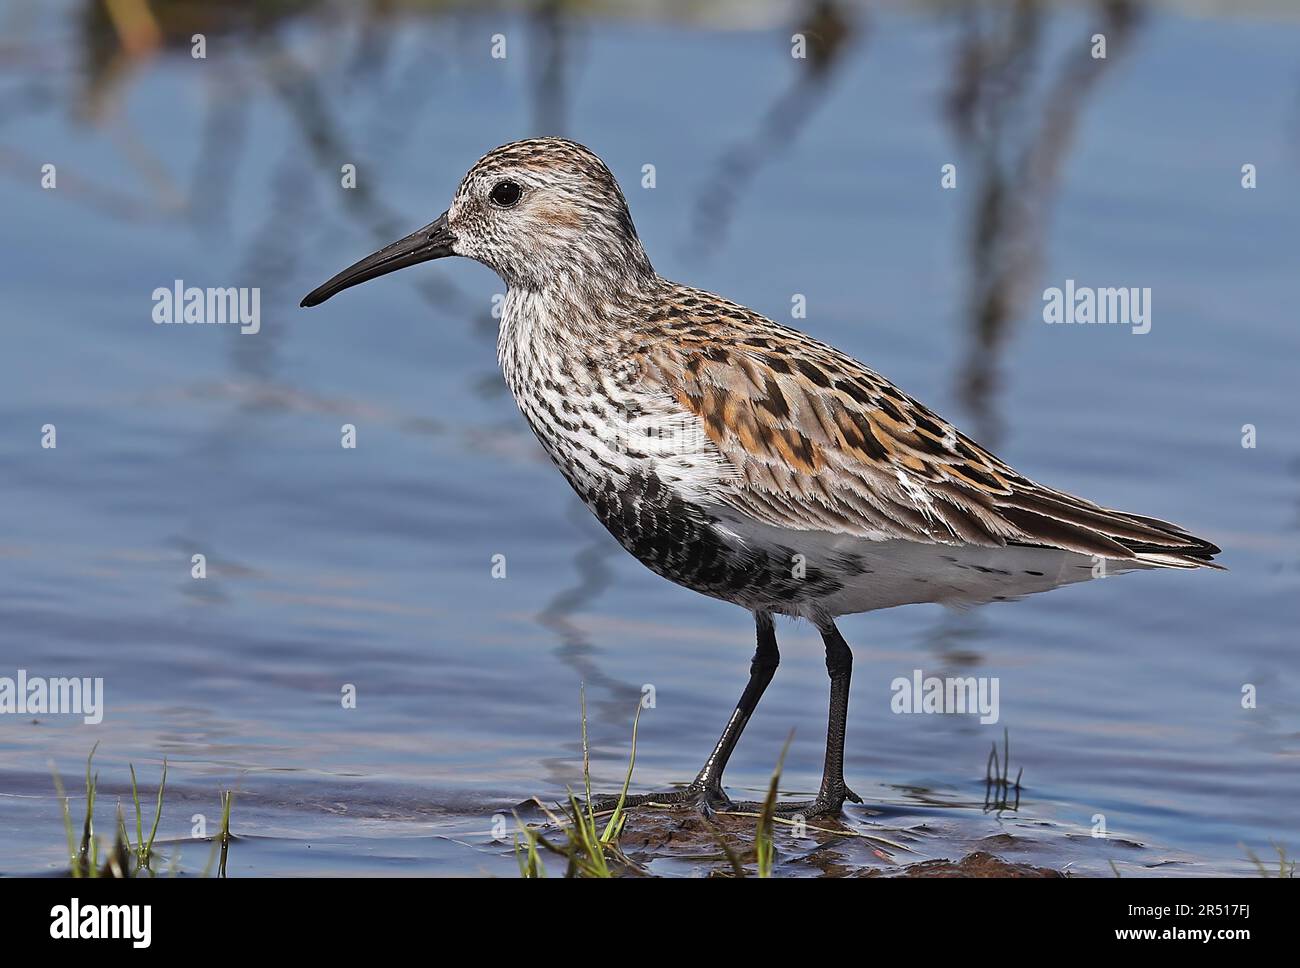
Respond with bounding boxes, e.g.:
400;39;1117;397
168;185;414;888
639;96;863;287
1;1;1297;876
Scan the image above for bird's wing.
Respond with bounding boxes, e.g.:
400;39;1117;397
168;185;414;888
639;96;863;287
635;290;1220;567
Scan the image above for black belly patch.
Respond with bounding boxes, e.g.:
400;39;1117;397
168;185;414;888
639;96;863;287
579;471;844;607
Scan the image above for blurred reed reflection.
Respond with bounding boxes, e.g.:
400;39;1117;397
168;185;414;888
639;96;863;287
684;0;858;263
919;0;1142;679
944;0;1141;447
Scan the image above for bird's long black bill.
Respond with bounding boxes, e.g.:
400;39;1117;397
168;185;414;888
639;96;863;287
300;212;456;307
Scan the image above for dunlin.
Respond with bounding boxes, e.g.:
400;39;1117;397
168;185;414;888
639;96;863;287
302;139;1220;817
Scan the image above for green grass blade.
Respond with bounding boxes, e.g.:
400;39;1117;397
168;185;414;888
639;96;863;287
218;790;234;878
755;731;793;878
82;744;100;878
49;762;80;878
599;700;642;844
579;684;594;828
129;763;143;861
145;760;167;862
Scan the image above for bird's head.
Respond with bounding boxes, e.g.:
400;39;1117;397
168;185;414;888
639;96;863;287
301;138;653;308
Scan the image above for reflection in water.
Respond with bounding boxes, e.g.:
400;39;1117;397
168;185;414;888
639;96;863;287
71;0;310;212
684;0;857;262
528;0;581;138
535;504;635;789
924;0;1141;678
256;30;484;319
944;0;1141;446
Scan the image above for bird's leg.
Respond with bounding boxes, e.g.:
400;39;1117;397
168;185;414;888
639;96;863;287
731;620;862;820
806;620;863;815
685;610;780;806
589;611;779;815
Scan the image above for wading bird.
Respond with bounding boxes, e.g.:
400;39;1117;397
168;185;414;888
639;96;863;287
302;139;1220;817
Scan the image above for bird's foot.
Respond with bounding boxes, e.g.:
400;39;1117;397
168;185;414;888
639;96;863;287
732;781;863;820
587;781;735;818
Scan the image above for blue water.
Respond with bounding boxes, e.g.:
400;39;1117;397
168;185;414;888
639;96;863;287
1;1;1297;876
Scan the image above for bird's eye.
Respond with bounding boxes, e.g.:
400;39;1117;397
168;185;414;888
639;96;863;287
489;180;522;208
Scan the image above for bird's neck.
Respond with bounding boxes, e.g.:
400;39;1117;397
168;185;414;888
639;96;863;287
494;228;655;297
496;271;662;387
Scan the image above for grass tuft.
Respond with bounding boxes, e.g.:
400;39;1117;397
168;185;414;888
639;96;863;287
513;685;643;877
128;759;168;871
1243;842;1295;878
49;748;230;877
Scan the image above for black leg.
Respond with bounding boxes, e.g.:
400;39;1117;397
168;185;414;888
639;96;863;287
729;619;863;818
688;610;780;797
813;620;862;811
591;610;779;814
592;616;862;819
